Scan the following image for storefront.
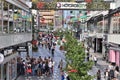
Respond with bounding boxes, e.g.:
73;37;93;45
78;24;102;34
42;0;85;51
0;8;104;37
94;38;103;53
0;48;18;80
109;49;120;66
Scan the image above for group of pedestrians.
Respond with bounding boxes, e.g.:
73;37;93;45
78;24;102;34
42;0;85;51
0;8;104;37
96;64;120;80
17;56;55;77
38;33;56;57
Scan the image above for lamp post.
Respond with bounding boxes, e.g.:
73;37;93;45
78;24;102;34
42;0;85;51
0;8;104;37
70;15;75;30
54;15;59;30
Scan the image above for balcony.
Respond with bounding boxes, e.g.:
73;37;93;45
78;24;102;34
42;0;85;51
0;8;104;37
0;33;32;48
108;34;120;44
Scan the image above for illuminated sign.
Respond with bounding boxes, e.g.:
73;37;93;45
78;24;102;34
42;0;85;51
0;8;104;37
56;2;86;10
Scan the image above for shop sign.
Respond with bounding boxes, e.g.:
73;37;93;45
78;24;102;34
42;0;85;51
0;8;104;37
4;49;13;56
17;46;28;52
56;2;86;10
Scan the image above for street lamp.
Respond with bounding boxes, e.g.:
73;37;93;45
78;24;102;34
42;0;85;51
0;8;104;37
70;15;75;29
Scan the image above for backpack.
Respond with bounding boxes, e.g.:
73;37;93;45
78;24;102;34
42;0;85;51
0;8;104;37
38;63;42;69
97;72;101;79
109;69;114;77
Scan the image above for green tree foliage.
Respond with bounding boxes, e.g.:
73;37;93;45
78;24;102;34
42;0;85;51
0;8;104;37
63;31;94;80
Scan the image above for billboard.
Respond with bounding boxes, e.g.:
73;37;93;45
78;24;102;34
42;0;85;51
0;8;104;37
56;2;86;10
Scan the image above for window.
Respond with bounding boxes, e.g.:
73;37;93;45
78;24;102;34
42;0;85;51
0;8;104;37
0;0;2;33
113;18;117;34
104;19;108;33
3;1;9;33
9;3;14;33
14;6;20;33
118;18;120;33
70;11;73;14
97;21;102;33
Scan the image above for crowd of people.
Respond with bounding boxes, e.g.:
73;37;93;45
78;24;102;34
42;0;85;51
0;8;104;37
17;32;71;80
38;33;57;57
17;56;55;77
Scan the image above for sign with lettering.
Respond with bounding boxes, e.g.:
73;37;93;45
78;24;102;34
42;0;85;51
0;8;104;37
17;46;28;52
56;2;86;10
4;49;13;56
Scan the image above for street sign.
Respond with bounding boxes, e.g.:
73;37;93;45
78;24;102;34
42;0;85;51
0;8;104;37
56;2;86;10
17;46;28;52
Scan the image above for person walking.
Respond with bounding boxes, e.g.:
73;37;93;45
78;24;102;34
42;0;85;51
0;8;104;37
97;70;101;80
61;70;65;80
51;46;55;57
109;68;115;80
59;59;63;71
114;69;119;80
104;69;109;80
93;56;97;66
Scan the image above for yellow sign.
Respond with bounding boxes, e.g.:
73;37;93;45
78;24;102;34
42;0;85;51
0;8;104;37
13;14;18;20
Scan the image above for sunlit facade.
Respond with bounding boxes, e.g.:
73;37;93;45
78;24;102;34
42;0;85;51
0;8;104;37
0;0;32;80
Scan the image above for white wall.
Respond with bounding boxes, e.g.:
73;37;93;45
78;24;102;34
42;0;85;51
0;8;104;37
0;33;32;48
115;0;120;8
108;34;120;44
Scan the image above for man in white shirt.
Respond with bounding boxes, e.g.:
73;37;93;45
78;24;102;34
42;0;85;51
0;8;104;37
93;56;97;66
49;60;53;74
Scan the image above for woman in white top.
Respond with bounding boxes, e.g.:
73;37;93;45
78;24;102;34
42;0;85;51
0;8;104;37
114;70;119;80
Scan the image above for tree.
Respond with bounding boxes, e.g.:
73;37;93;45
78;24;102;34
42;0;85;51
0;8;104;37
63;31;94;80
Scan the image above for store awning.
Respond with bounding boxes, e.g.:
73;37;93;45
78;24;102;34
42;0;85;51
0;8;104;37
80;15;87;19
109;47;120;51
109;7;120;15
71;18;79;22
87;11;108;22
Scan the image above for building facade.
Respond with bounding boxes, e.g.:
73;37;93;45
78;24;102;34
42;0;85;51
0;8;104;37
0;0;32;80
39;10;55;31
86;0;120;67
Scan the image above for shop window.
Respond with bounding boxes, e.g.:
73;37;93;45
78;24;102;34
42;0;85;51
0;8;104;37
3;1;9;33
9;4;14;33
